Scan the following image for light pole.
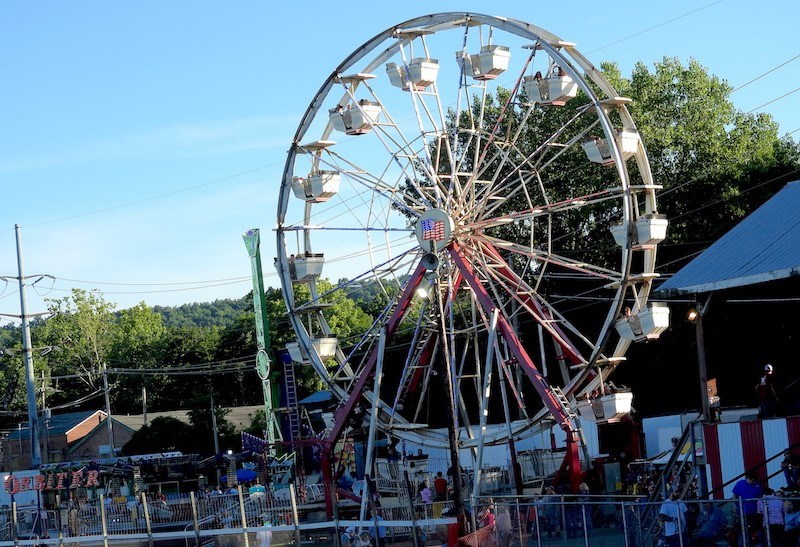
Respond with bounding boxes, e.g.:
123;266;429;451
688;295;713;422
42;408;51;464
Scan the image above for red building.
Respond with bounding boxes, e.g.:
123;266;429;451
2;410;133;470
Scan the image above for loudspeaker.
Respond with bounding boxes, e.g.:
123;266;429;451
420;253;439;271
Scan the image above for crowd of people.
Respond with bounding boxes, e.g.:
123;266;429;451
654;463;800;547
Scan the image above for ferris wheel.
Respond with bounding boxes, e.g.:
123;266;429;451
275;13;670;458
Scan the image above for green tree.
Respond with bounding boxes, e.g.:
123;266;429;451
187;399;238;455
264;280;374;398
109;302;167;411
244;409;268;436
615;57;790;248
36;289;116;408
154;326;222;410
121;416;191;455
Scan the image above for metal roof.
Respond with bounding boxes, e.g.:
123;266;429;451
8;410;103;441
115;405;264;431
656;180;800;296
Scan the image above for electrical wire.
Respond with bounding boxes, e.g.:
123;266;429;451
44;278;250;295
56;275;251;287
45;355;258;381
30;275;56;297
733;53;800;92
48;389;104;409
746;86;800;114
19;163;281;229
671;166;800;222
586;0;726;54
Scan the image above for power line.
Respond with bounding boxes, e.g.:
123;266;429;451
4;162;281;233
671;166;800;222
56;275;251;287
746;86;800;114
732;53;800;92
46;356;258;382
586;0;726;54
44;278;250;295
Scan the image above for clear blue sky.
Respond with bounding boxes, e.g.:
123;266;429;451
1;0;798;324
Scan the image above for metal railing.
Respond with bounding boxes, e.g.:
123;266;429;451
23;488;800;546
0;483;458;546
471;493;800;547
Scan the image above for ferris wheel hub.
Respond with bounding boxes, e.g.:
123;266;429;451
415;209;455;252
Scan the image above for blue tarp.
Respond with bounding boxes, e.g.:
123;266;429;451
298;390;334;405
221;469;258;483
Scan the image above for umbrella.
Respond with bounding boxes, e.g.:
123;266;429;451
221;469;258;483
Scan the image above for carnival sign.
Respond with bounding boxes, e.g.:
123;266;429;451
4;470;100;495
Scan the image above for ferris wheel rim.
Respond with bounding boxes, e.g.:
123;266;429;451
275;13;664;446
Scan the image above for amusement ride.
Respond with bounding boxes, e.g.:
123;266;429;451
273;12;670;515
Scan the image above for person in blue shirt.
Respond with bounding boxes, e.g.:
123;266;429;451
248;479;266;495
369;513;387;547
784;500;800;545
732;472;763;542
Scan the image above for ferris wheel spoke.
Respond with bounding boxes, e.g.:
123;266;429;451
464;241;590;366
322;153;428;217
472;107;597;212
478;234;622;281
475;184;625;228
343;91;443;207
471;55;530;177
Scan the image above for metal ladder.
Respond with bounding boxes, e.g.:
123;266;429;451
283;359;301;441
550;385;577;420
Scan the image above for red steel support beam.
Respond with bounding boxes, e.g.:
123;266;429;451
480;241;584;366
321;262;427;515
449;243;583;491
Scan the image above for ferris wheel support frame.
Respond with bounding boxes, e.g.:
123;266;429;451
449;244;583;492
319;262;427;516
318;247;585;515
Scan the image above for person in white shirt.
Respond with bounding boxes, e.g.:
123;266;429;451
256;522;272;547
659;490;687;547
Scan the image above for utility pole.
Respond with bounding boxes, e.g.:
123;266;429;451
692;295;713;422
2;227;56;468
7;225;42;467
102;363;115;455
210;391;222;485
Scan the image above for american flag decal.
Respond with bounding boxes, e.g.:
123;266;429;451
421;219;446;241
